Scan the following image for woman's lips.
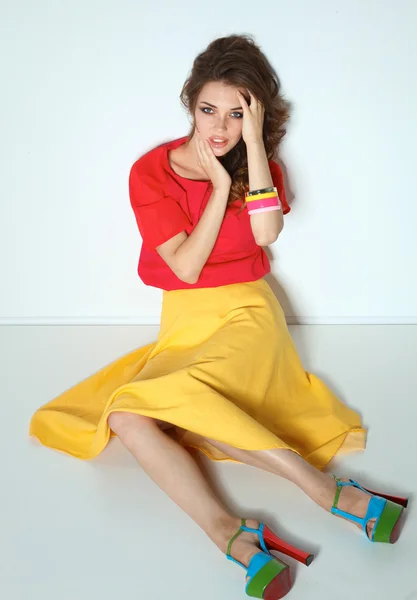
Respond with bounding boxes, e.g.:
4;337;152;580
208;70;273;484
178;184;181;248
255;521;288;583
209;137;229;149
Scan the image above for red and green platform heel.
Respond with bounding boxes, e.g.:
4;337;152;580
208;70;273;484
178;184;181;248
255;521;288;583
226;519;314;599
331;478;408;543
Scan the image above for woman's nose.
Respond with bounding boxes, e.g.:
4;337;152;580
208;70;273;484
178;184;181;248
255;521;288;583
214;117;227;131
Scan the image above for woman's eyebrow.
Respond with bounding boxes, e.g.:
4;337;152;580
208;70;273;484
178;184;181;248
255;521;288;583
200;101;243;110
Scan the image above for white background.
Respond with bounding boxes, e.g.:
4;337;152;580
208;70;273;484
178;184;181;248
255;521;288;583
1;0;417;324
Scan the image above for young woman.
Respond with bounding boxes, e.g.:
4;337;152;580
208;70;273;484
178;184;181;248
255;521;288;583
30;34;407;600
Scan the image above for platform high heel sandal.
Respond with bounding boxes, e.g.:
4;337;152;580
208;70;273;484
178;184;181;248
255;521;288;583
226;519;314;599
331;478;408;543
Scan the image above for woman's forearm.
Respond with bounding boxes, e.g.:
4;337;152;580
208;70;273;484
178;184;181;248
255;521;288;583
246;140;283;246
174;186;230;283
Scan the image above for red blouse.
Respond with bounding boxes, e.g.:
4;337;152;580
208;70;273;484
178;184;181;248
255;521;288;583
129;136;290;291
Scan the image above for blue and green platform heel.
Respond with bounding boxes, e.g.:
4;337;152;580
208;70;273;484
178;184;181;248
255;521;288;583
226;519;314;599
331;478;407;543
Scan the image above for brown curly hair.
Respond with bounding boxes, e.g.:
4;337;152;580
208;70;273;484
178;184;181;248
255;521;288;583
180;34;290;205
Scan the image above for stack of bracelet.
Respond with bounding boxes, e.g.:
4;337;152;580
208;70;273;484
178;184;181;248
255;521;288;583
245;186;282;215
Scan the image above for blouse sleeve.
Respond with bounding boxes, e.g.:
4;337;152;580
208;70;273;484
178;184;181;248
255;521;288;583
269;160;291;215
129;162;190;249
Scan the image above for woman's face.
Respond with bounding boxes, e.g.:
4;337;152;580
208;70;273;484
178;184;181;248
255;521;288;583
192;81;247;156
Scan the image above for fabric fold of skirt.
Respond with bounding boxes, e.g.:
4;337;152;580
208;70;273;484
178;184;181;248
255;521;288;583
30;279;366;470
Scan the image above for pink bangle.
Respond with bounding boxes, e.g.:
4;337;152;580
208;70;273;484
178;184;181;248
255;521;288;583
246;196;281;211
248;206;281;215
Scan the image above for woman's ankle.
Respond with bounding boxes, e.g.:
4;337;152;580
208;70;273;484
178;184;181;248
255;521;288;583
203;515;239;554
211;516;259;556
217;517;261;568
303;475;338;512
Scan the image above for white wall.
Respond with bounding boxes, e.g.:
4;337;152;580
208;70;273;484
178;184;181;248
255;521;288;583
1;0;416;325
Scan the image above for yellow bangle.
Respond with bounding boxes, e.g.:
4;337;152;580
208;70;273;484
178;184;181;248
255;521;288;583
246;191;279;202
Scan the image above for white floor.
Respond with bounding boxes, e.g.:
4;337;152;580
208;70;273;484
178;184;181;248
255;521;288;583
1;324;416;600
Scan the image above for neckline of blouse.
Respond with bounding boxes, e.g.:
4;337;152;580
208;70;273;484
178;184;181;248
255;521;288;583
164;136;212;185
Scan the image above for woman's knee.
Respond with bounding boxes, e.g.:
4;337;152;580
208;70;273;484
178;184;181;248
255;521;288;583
107;411;173;440
108;411;154;439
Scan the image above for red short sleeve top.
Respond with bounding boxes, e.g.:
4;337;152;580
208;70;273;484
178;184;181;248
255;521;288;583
129;136;290;290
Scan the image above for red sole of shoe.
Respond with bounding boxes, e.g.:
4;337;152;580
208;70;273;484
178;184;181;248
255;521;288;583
263;567;292;600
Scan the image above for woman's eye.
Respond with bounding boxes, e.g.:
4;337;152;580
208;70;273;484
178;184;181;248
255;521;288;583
200;108;243;118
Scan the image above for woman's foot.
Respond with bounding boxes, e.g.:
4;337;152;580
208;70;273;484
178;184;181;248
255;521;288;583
329;478;376;538
219;518;263;581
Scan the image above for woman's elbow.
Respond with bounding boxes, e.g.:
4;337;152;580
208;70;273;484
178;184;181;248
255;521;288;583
255;235;276;247
255;224;284;247
253;215;284;247
182;274;200;285
175;266;200;284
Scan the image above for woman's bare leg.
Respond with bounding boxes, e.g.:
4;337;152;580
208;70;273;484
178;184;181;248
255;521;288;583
107;412;263;570
203;438;375;536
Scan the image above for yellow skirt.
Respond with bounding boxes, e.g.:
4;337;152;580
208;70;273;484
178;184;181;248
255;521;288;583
29;279;366;469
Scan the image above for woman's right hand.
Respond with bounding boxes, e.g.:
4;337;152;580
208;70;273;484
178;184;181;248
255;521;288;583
195;131;232;192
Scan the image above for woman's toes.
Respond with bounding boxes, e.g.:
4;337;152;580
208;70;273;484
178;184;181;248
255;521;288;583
366;518;376;539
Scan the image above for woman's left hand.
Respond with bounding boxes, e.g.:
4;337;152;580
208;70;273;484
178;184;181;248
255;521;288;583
237;89;265;145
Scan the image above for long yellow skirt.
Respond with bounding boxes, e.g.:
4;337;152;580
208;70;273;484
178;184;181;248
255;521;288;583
29;279;366;470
